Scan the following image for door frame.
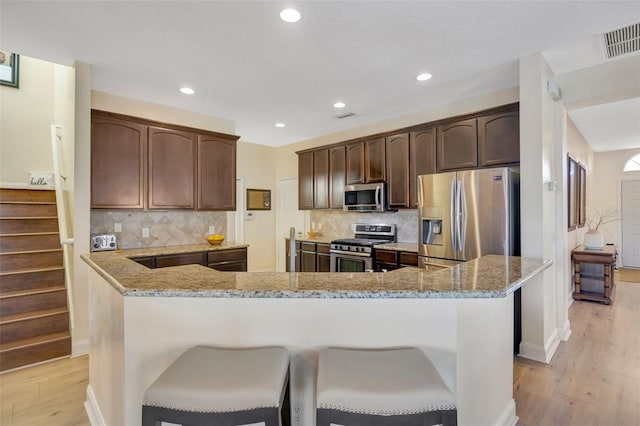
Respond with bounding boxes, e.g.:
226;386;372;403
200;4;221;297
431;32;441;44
619;178;640;268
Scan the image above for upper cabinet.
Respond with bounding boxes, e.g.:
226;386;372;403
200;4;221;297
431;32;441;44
478;111;520;167
409;128;436;208
329;146;346;209
197;135;237;210
91;115;147;209
385;133;410;209
346;142;365;184
437;118;478;172
364;138;386;183
298;151;314;210
314;149;330;209
91;110;239;211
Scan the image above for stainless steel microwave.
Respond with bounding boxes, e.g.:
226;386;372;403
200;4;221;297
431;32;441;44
343;183;388;212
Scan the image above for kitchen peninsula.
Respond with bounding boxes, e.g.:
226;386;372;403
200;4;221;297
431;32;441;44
82;247;550;426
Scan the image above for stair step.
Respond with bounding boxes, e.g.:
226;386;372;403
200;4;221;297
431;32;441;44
0;331;71;371
0;249;63;273
0;188;56;203
0;287;67;317
0;217;60;234
0;233;61;252
0;307;69;344
0;267;65;294
0;202;58;218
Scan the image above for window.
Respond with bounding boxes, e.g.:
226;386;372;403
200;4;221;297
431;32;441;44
623;153;640;171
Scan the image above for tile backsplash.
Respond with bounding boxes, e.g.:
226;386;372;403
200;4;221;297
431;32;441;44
91;210;227;249
309;209;419;243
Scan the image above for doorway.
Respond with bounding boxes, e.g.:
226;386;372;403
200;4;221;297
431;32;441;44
621;179;640;268
276;177;305;271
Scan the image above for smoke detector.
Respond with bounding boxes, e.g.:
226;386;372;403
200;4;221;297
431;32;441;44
334;111;355;119
602;22;640;60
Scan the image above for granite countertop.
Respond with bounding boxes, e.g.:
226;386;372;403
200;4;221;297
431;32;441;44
116;242;249;258
374;242;419;253
82;246;552;299
283;235;338;244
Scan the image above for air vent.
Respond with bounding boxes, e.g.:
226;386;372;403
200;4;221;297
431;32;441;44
334;111;355;119
602;22;640;59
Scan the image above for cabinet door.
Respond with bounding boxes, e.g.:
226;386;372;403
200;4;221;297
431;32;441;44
437;119;478;172
329;146;346;209
91;115;147;209
346;142;365;184
298;151;314;210
386;133;410;208
478;111;520;167
317;253;331;272
301;251;317;272
365;138;386;182
409;128;436;208
314;149;329;209
149;127;196;209
197;135;236;210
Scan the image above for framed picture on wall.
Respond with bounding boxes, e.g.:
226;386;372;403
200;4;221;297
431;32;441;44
246;189;271;210
0;51;19;88
578;163;586;227
567;155;578;230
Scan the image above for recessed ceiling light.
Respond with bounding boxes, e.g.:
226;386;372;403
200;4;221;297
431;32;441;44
280;8;301;23
416;73;432;82
275;123;286;128
180;87;195;94
333;102;346;109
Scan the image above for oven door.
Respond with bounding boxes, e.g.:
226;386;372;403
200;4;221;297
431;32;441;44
330;251;373;272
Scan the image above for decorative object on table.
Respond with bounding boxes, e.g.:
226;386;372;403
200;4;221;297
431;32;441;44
0;51;19;88
206;234;225;245
584;206;620;250
307;230;318;238
246;188;271;210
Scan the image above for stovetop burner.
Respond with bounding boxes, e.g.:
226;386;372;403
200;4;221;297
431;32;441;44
330;224;397;254
331;238;389;247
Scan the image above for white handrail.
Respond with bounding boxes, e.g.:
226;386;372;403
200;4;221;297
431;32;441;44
51;125;74;329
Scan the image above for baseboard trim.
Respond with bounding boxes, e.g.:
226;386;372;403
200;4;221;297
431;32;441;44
559;319;572;342
496;398;518;426
72;338;89;357
518;329;560;364
85;385;106;426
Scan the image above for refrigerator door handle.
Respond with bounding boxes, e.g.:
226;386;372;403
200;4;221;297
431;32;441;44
459;180;467;256
450;179;457;252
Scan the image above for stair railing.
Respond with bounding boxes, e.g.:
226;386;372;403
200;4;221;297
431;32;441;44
51;125;75;329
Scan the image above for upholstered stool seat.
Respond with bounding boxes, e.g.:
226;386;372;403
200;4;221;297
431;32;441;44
316;348;457;426
142;346;290;426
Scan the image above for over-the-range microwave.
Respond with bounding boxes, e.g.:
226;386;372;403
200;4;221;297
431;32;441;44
343;182;390;212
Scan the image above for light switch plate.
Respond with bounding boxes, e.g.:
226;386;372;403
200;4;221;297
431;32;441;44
114;223;122;232
142;227;149;238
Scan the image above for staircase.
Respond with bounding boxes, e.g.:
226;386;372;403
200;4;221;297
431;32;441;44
0;188;71;372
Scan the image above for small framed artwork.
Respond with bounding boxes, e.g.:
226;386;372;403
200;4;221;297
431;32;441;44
246;188;271;210
0;51;19;88
578;163;586;227
567;155;578;231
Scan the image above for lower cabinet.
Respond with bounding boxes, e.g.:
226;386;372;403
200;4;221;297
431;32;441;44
285;240;331;272
132;247;247;272
317;243;331;272
374;249;418;271
301;242;317;272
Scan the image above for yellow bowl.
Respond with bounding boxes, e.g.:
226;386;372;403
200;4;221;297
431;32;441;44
307;231;318;238
207;235;224;245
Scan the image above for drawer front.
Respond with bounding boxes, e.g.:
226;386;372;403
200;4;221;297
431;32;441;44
316;243;330;254
399;252;418;266
207;248;247;264
301;242;316;252
375;249;397;263
155;252;205;268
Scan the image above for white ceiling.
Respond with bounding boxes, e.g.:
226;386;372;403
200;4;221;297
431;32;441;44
1;1;639;149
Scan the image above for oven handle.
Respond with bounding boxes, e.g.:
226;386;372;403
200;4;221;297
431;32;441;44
330;250;372;258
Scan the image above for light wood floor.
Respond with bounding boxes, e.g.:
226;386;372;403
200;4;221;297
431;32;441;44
0;281;638;426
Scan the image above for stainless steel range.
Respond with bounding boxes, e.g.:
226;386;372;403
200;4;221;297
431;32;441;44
330;224;396;272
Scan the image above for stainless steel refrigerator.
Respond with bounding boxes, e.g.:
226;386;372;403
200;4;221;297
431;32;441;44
417;167;520;267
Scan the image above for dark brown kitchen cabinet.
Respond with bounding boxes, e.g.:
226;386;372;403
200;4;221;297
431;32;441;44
155;252;205;268
399;252;418;267
314;149;329;209
301;242;317;272
148;126;196;209
346;142;365;184
374;249;398;272
197;135;236;210
91;115;147;209
409;128;437;207
298;151;314;210
386;133;410;208
329;146;346;209
316;243;331;272
437;118;478;172
478;111;520;167
365;138;386;183
208;248;247;272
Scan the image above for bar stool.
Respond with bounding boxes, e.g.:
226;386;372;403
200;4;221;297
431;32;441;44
316;347;457;426
142;346;290;426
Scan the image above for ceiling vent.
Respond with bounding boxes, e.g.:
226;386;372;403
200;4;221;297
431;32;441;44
602;22;640;59
334;111;355;119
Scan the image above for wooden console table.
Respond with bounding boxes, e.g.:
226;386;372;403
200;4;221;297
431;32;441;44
571;245;616;304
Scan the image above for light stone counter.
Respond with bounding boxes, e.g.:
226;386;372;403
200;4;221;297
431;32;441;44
283;235;339;244
374;242;419;253
82;247;550;298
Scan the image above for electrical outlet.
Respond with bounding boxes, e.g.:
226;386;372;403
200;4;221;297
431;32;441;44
317;223;322;230
114;223;122;232
208;225;215;234
311;222;316;230
293;406;302;425
142;227;149;238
